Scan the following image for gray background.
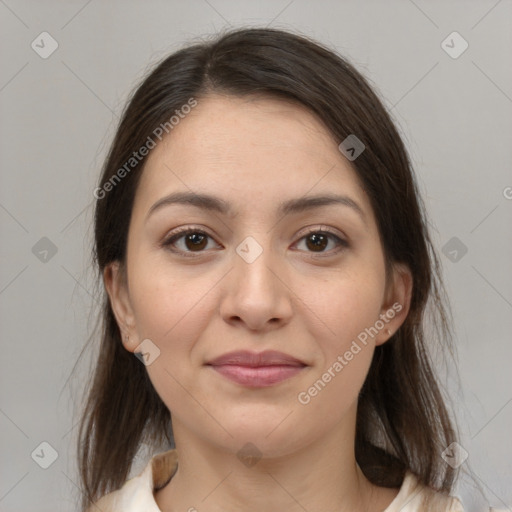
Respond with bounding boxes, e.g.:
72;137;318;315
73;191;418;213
0;1;511;511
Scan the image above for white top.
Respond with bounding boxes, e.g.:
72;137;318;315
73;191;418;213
89;449;464;511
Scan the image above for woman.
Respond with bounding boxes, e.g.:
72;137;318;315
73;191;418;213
79;27;464;511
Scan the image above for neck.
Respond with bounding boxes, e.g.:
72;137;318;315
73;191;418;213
155;404;398;512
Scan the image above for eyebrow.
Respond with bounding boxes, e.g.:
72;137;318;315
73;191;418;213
146;191;367;225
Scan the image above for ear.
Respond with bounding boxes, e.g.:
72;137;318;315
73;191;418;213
103;261;139;353
374;262;413;346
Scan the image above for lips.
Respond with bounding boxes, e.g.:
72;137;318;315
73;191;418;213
206;350;307;388
206;350;306;367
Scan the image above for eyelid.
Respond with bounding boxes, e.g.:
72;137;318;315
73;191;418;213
161;224;349;258
292;225;349;257
297;224;346;241
161;225;220;258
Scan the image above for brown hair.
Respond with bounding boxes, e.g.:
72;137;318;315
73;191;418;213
78;26;461;509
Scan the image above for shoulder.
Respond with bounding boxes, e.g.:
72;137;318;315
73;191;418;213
384;471;464;512
86;488;122;512
86;449;178;512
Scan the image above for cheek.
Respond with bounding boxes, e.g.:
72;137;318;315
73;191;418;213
296;347;373;432
128;243;386;422
296;278;382;412
130;262;215;343
129;266;215;415
299;269;384;346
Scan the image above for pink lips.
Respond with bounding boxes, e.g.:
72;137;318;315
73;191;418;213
206;350;307;388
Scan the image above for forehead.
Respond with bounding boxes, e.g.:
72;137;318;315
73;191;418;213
135;94;371;220
152;94;341;165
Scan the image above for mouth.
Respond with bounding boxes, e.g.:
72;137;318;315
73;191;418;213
205;350;307;388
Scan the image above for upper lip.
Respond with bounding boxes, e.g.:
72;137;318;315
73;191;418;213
206;350;306;367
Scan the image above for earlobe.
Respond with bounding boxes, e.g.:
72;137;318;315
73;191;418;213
103;261;139;353
375;263;413;346
120;332;139;353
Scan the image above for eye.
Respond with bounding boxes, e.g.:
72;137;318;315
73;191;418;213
293;227;349;257
161;225;349;258
161;227;220;258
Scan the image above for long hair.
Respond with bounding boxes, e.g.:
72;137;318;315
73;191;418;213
78;26;461;510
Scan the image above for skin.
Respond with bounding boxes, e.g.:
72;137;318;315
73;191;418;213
104;94;413;512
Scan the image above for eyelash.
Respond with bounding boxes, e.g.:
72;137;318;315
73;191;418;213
161;225;349;259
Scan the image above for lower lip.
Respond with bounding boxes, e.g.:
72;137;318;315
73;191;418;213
209;364;305;387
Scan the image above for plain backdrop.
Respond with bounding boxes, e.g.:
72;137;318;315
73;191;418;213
0;1;511;511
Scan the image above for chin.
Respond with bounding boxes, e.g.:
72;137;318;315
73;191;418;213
213;418;310;458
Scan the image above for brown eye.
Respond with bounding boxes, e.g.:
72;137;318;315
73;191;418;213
162;226;348;259
294;229;349;256
305;232;329;252
162;228;219;257
182;232;208;251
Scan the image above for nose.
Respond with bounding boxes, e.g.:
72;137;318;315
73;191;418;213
219;238;293;332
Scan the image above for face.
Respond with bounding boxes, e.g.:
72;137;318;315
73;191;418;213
105;94;412;458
